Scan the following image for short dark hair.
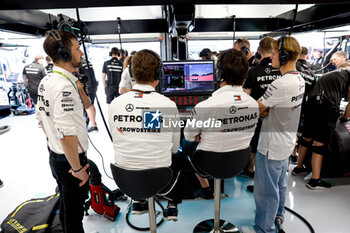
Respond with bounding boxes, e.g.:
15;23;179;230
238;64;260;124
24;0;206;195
43;30;77;63
217;49;249;86
200;48;212;59
111;47;119;56
45;56;52;63
131;50;160;84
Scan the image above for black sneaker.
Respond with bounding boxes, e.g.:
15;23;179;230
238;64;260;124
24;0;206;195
0;179;3;188
132;200;148;215
292;166;309;176
239;170;255;179
247;185;254;193
306;178;332;190
88;126;99;133
163;205;178;221
290;155;298;164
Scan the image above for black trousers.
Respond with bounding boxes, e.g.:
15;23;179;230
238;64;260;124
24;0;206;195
49;149;89;233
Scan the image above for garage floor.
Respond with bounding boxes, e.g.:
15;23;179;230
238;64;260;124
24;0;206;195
1;113;350;233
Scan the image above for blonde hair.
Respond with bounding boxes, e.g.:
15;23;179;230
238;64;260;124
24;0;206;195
35;55;44;62
272;36;301;62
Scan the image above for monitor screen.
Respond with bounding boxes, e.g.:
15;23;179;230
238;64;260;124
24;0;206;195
161;60;215;94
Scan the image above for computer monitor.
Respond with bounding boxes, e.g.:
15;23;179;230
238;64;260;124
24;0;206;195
160;60;215;95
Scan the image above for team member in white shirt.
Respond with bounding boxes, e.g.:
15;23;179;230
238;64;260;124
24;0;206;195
109;49;182;221
119;55;136;94
37;30;91;233
243;36;305;233
185;48;259;151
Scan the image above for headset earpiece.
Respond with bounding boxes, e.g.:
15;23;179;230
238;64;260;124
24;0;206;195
128;60;133;78
48;30;72;62
241;46;249;56
143;49;163;80
215;61;224;83
278;36;290;66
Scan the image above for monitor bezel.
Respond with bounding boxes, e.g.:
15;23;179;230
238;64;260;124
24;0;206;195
160;60;216;96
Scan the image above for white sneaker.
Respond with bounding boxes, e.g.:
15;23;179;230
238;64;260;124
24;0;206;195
241;226;256;233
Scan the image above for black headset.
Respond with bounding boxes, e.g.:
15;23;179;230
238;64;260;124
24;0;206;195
278;36;290;66
141;49;163;80
48;30;72;62
109;48;121;57
216;63;224;83
240;46;249;56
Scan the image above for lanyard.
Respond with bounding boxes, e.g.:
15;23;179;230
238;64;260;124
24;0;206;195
52;70;78;92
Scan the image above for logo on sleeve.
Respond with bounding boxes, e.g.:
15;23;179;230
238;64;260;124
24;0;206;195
143;110;161;129
62;91;71;97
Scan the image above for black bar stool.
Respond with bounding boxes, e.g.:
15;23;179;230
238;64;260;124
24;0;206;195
191;147;251;233
110;164;173;233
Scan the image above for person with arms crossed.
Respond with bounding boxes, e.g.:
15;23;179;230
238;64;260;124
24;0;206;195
243;36;305;233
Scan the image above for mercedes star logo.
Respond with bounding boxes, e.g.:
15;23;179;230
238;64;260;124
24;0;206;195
125;104;134;112
229;106;237;114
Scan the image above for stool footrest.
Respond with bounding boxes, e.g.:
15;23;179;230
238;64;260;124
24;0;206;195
193;219;240;233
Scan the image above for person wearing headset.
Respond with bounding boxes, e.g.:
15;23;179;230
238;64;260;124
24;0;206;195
37;30;91;233
102;47;123;105
184;48;258;196
108;50;182;221
242;36;281;181
242;36;305;233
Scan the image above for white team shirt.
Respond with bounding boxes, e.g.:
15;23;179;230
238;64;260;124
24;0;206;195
109;84;180;170
36;66;89;154
119;67;136;90
184;85;259;152
258;71;305;160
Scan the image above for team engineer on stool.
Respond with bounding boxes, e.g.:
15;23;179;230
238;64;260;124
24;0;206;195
243;36;305;233
109;49;182;221
184;48;259;176
102;47;123;105
37;30;91;233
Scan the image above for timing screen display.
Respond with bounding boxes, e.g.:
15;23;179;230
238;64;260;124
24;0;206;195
161;61;214;93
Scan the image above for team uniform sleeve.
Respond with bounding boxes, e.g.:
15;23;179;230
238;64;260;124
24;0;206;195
52;84;79;138
102;61;108;73
258;79;286;107
184;105;202;142
119;68;132;89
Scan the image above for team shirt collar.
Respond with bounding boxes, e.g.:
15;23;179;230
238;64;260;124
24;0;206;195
212;85;243;96
132;84;156;92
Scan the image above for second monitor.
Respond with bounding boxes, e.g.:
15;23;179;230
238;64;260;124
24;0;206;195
161;60;215;94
